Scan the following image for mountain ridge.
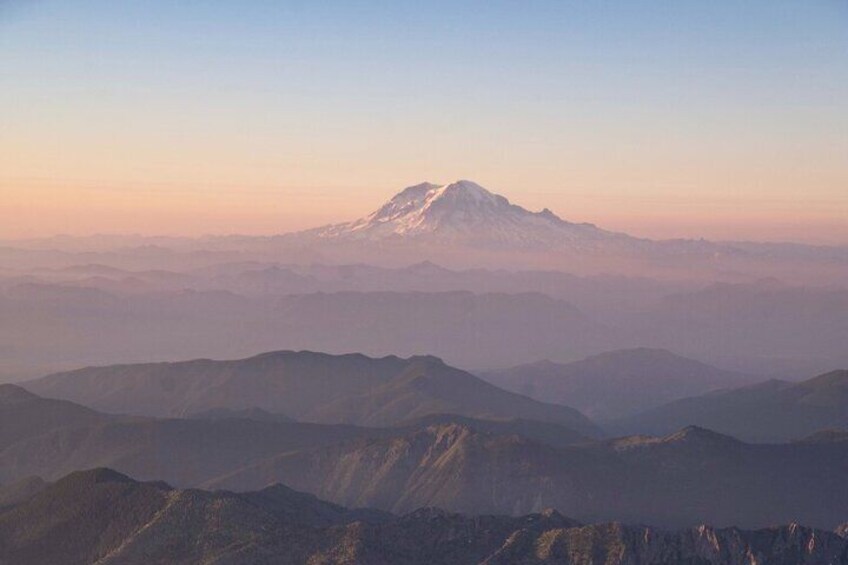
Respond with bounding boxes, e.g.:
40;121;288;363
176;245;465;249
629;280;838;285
481;348;755;419
24;349;600;435
2;387;848;528
2;468;846;565
612;369;848;441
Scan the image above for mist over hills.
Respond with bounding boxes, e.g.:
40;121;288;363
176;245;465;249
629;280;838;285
0;382;369;487
25;350;599;434
3;377;848;529
2;273;847;380
3;181;847;282
1;468;845;565
6;0;848;553
2;182;848;380
2;180;848;554
611;369;848;442
481;348;756;419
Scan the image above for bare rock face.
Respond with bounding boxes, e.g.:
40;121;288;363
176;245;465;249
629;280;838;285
482;522;848;565
2;384;847;531
1;469;846;565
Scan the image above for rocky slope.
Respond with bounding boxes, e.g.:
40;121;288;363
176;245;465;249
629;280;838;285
0;469;845;565
208;423;848;529
3;386;848;530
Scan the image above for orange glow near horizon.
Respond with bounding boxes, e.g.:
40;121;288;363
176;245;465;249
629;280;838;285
2;1;846;245
2;172;846;245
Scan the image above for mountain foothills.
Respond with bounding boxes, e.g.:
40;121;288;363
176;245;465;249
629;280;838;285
1;468;846;565
205;423;848;528
0;383;367;488
25;350;598;434
611;369;848;442
480;348;756;419
5;365;848;529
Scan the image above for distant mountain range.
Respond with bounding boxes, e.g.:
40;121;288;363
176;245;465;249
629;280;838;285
24;350;600;435
5;180;846;282
481;348;756;419
285;180;848;280
2;468;846;565
0;284;621;374
3;262;848;379
611;369;848;442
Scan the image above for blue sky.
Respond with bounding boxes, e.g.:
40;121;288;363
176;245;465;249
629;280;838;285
1;1;846;241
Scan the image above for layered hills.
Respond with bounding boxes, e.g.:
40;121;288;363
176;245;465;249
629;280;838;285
0;468;845;565
612;369;848;442
208;423;848;529
3;383;848;529
481;348;754;419
25;350;599;434
3;271;847;378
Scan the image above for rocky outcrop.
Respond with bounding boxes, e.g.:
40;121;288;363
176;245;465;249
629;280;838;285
1;469;846;565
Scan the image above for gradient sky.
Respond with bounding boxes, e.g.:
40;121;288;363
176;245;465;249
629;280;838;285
2;1;846;243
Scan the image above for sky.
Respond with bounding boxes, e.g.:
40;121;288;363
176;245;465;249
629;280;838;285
1;1;847;243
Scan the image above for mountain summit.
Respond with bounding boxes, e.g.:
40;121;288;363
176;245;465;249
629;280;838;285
315;180;620;246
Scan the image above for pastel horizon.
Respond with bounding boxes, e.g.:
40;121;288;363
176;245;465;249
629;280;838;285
1;1;846;244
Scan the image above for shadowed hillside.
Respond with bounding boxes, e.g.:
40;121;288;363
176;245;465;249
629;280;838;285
2;386;848;528
26;350;600;435
0;468;845;565
481;348;754;419
612;369;848;442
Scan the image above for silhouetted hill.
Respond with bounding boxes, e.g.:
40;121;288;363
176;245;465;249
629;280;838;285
0;468;845;565
0;414;368;488
0;384;109;450
0;383;370;487
26;350;599;435
612;369;848;442
482;348;753;419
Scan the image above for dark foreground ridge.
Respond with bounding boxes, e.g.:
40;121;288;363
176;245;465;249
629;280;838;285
0;468;846;565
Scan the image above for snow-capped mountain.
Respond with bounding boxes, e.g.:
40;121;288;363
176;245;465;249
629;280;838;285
314;180;622;247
